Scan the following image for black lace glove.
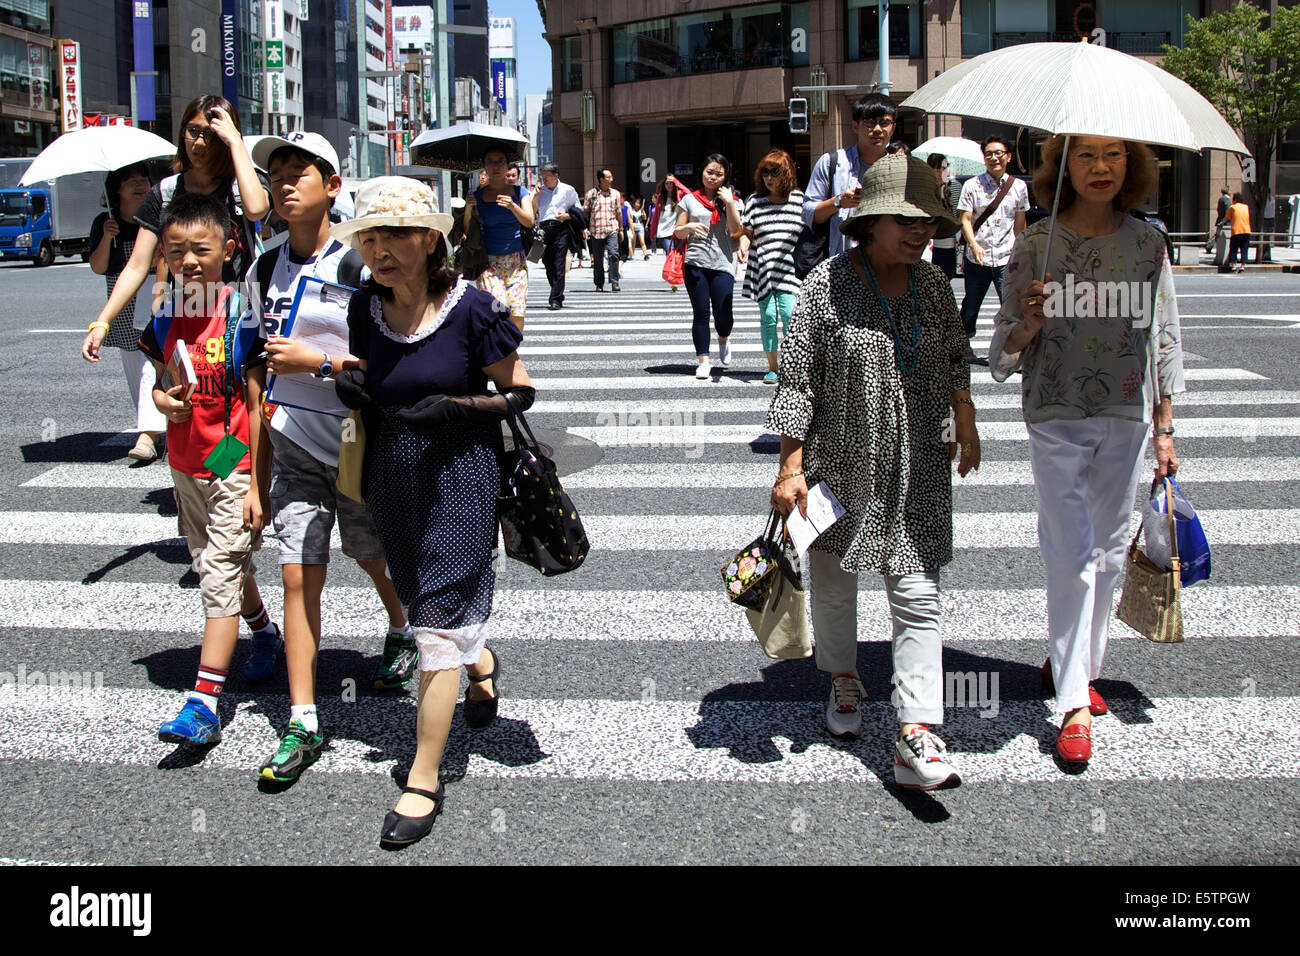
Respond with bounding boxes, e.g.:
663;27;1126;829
335;369;374;410
395;394;473;431
395;386;537;432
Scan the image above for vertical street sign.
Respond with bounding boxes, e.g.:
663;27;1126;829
220;0;239;108
132;1;155;122
60;40;82;132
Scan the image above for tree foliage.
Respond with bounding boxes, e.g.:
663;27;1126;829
1162;1;1300;209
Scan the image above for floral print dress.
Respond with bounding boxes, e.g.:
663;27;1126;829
988;216;1185;423
765;254;970;575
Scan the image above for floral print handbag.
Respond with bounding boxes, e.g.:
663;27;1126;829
722;509;802;610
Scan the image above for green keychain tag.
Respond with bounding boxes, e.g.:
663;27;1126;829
203;435;250;480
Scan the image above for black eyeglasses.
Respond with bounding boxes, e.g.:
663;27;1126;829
184;124;214;142
760;167;782;177
891;214;939;227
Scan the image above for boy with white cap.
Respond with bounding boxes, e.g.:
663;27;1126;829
238;131;413;783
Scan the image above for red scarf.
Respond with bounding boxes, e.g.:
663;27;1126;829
691;188;721;226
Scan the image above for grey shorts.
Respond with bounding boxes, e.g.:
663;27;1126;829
268;429;387;566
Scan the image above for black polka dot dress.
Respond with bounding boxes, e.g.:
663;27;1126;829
349;281;523;633
765;254;970;575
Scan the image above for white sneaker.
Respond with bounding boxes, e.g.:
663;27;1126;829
825;676;865;738
695;361;712;380
893;725;960;790
718;341;732;367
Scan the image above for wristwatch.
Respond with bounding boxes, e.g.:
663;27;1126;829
1153;426;1174;436
317;354;334;378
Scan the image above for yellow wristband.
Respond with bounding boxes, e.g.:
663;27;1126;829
774;470;803;485
88;322;110;333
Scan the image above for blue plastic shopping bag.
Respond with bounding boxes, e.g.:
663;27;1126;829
1140;478;1211;587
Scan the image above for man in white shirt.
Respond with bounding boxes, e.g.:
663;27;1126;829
532;162;581;310
958;136;1029;362
801;92;895;261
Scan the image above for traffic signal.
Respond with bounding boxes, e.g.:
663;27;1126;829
788;97;809;134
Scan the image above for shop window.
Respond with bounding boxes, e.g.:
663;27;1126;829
847;0;921;61
561;36;582;92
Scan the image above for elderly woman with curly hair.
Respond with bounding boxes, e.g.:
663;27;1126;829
989;136;1184;767
768;154;979;790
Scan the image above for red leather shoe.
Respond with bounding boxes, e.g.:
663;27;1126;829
1042;660;1108;716
1057;722;1092;763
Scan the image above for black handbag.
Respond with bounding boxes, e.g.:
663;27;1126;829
498;393;589;575
792;148;838;279
721;509;803;610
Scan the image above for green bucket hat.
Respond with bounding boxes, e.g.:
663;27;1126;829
840;153;959;241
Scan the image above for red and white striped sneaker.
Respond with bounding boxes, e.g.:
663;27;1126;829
893;725;961;790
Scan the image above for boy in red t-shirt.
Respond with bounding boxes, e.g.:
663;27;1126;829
139;191;280;745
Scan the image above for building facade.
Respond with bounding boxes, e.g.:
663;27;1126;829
540;0;1254;230
303;0;362;174
0;0;56;156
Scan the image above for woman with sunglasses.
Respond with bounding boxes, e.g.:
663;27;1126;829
738;150;804;385
989;136;1183;768
84;95;271;365
768;154;979;790
464;147;533;332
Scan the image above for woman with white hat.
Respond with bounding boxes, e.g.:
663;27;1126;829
329;177;535;848
767;154;980;791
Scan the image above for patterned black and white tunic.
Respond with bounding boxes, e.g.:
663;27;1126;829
765;253;969;575
741;189;804;301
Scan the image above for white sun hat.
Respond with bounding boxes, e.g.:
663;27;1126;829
328;176;453;247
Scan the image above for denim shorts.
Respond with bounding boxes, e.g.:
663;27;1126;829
268;429;386;565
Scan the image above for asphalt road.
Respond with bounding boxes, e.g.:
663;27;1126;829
0;253;1296;866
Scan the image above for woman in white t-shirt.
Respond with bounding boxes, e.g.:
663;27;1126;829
627;196;649;259
675;154;742;379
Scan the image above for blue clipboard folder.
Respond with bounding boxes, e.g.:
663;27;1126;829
266;277;358;418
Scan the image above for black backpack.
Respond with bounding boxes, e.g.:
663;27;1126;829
792;148;839;279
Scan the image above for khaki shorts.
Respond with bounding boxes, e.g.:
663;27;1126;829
172;468;260;618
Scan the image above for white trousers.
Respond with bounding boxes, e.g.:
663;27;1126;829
808;549;944;725
119;348;167;434
1027;417;1149;713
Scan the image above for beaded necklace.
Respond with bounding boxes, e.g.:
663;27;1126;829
856;247;921;374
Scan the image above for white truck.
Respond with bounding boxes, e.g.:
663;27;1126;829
0;157;105;266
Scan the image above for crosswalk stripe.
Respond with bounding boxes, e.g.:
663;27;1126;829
1;508;1293;549
568;417;1300;444
0;580;1293;640
523;390;1300;415
25;455;1298;491
1;684;1295;783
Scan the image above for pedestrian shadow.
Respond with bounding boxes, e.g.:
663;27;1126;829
20;433;130;464
140;644;547;781
81;540;191;585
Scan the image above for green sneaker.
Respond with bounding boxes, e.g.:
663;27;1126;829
258;719;325;782
373;632;418;690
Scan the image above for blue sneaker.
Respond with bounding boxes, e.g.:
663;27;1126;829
158;697;221;745
242;625;282;683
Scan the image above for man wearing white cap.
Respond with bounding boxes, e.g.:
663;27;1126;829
236;131;412;785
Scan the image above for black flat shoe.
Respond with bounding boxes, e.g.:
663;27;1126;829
463;648;500;729
379;784;445;849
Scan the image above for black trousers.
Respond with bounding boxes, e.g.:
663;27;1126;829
542;227;571;306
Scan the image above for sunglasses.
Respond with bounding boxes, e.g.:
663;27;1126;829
891;214;939;227
760;167;782;177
